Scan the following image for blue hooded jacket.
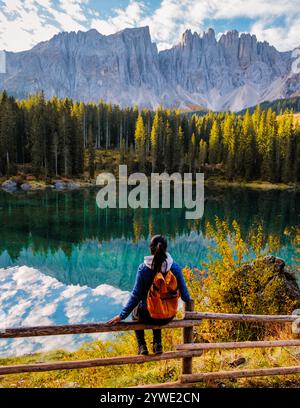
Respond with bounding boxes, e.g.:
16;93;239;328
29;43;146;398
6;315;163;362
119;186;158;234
119;253;191;320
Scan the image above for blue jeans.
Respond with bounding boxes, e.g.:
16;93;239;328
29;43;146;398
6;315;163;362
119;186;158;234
132;302;173;346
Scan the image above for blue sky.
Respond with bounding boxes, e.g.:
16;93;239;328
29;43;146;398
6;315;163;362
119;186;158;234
0;0;299;52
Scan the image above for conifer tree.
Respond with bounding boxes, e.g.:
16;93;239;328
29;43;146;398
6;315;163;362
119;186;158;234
241;110;255;180
208;120;220;164
261;108;277;181
199;139;208;171
177;125;185;173
59;98;73;177
188;133;197;173
150;111;160;172
0;92;17;175
223;113;235;179
164;120;173;172
278;111;294;182
30;93;47;176
88;125;95;179
293;122;300;182
134;113;147;171
0;91;298;184
72;102;84;176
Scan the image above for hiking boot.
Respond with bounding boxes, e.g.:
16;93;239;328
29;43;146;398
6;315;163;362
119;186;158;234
153;342;163;355
138;344;149;355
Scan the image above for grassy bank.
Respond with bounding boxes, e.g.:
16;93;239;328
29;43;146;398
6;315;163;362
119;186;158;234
1;149;299;192
205;177;300;191
0;328;300;388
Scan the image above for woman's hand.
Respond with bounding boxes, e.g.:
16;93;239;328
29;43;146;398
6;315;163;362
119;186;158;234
106;315;122;325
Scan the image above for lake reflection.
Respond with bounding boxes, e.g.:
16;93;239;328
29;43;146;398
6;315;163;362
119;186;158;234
0;186;299;356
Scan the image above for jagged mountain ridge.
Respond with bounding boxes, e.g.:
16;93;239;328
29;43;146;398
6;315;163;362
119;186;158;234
0;26;299;111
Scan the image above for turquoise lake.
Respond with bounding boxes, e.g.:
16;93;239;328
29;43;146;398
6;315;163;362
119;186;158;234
0;186;299;356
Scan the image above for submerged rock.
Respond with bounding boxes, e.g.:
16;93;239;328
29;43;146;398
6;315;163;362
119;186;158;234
239;256;300;308
67;182;80;190
1;180;17;192
53;181;80;190
53;180;67;190
20;183;32;191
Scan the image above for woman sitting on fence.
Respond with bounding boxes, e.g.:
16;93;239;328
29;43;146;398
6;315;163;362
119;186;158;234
107;235;192;355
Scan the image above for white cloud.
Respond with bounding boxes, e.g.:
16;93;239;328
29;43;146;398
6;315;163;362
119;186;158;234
91;0;300;51
90;0;204;50
90;0;146;36
0;0;299;52
0;0;88;51
207;0;296;19
58;0;89;22
250;16;300;51
146;0;300;51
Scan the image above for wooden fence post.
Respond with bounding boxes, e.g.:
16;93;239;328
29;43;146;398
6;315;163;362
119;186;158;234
182;300;195;375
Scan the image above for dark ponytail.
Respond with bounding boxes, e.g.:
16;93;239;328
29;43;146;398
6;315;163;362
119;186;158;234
150;235;168;275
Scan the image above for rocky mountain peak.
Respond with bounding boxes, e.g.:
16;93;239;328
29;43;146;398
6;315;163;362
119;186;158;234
180;29;193;46
180;27;217;47
118;25;151;38
204;27;216;40
0;26;299;111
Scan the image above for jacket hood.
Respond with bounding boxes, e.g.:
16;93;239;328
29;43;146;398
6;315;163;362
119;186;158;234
144;252;173;272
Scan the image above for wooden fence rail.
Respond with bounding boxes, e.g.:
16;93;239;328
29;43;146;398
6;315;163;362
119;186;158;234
0;319;200;339
181;366;300;383
0;350;204;376
177;339;300;351
1;305;300;387
185;311;300;323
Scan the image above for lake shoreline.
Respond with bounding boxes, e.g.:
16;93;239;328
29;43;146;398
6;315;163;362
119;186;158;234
1;176;300;193
205;179;300;191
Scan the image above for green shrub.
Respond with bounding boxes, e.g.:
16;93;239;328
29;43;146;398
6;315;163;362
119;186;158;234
183;218;299;341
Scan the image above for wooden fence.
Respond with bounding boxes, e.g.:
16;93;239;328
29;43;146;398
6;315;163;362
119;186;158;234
0;301;300;387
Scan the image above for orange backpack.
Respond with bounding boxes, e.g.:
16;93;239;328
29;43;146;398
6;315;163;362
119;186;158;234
147;270;179;319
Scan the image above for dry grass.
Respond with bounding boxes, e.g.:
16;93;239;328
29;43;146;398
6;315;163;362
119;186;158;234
0;326;300;388
294;113;300;123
